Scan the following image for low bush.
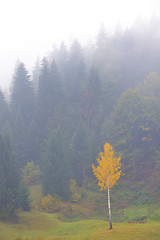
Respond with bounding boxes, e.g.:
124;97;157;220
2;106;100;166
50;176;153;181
35;194;65;213
22;162;40;186
70;179;81;202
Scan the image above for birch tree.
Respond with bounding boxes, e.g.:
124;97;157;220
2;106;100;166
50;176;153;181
92;142;121;229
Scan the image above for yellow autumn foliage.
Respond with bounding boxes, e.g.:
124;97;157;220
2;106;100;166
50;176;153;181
92;142;121;190
35;194;65;213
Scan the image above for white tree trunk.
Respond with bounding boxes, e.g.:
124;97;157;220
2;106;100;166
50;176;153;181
108;184;112;229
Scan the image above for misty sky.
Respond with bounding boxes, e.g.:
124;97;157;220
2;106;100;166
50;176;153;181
0;0;160;90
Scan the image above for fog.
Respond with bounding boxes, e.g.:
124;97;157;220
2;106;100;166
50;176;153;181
1;0;160;226
0;0;160;90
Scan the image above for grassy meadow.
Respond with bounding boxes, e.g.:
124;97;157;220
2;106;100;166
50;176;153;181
0;184;160;240
0;211;160;240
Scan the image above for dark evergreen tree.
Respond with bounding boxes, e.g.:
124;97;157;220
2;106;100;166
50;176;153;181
32;57;40;92
10;63;35;167
0;89;9;134
30;57;63;164
18;181;30;211
66;40;86;103
42;128;70;200
78;67;101;130
37;57;62;124
0;134;30;217
10;62;35;122
70;121;92;185
50;59;63;104
55;42;69;82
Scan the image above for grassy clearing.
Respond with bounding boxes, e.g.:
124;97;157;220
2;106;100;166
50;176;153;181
28;184;160;222
0;211;160;240
29;185;42;207
0;211;59;240
1;184;160;239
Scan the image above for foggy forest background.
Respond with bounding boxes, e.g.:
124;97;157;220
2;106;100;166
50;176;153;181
1;16;160;217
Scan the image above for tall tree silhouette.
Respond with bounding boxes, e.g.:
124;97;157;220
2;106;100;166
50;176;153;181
10;63;35;167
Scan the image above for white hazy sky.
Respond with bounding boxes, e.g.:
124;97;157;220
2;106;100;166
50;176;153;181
0;0;160;90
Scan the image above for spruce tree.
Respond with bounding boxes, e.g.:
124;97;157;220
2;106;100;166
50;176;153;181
0;134;29;217
37;57;63;117
10;63;35;167
10;62;35;122
0;89;9;134
56;42;69;82
42;128;70;200
66;40;86;103
30;57;63;164
71;121;92;185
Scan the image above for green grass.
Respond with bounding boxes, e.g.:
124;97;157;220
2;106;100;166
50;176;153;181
0;210;160;240
29;185;42;207
0;184;160;239
116;204;160;222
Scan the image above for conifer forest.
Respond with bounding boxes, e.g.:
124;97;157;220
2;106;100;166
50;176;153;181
1;17;160;220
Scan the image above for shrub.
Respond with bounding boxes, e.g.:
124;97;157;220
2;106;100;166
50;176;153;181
35;194;65;213
22;162;40;186
70;179;81;202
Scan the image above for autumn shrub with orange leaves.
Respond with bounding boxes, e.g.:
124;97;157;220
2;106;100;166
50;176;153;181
35;194;65;213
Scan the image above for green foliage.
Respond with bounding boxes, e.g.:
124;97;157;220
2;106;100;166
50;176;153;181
42;128;71;200
22;162;40;186
115;204;160;223
70;121;92;185
139;72;160;98
0;89;9;134
10;62;35;167
70;179;81;202
102;85;160;186
18;181;31;211
0;134;30;217
10;63;35;117
2;20;160;216
0;134;20;217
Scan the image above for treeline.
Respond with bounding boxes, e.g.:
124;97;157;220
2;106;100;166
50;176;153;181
1;16;160;215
